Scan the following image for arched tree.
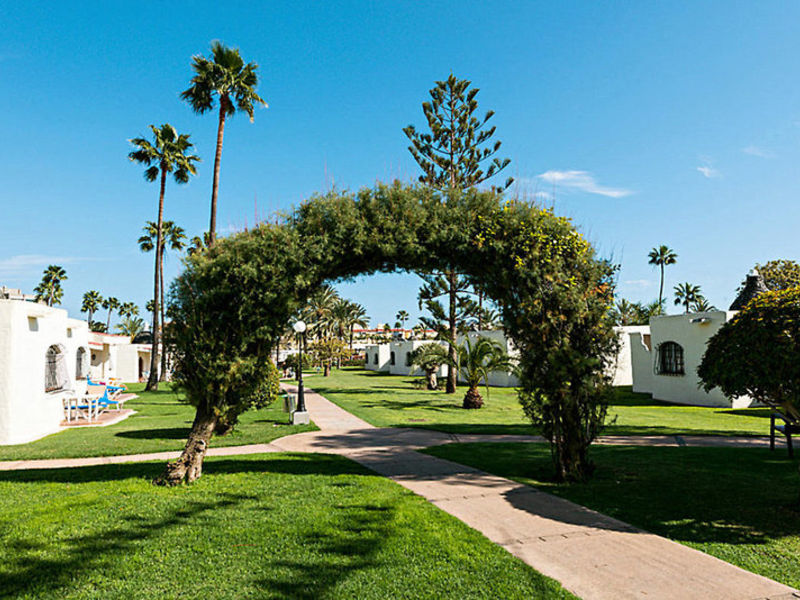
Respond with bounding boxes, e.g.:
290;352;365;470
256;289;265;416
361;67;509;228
648;245;678;308
81;290;103;326
404;75;512;394
157;185;617;485
181;41;267;246
128;124;199;391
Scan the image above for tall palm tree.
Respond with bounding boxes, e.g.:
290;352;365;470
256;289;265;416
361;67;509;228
129;124;199;391
116;316;146;341
118;302;139;319
34;265;67;306
81;290;103;325
648;245;678;308
102;296;120;331
674;282;702;314
396;310;410;330
303;285;340;341
181;41;267;246
456;336;511;409
346;302;369;352
138;220;187;378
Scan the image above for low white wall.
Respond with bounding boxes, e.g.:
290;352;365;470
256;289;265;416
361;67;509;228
611;326;650;386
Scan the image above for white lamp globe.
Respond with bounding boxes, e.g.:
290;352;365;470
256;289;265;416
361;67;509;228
293;320;307;334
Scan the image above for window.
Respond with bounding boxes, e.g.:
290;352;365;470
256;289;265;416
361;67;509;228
75;347;88;380
405;352;412;367
45;345;69;393
390;351;396;365
373;353;378;365
656;341;684;375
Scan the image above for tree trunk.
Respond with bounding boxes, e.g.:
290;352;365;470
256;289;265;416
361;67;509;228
324;362;331;377
426;369;438;390
159;250;167;381
462;386;483;409
208;99;227;247
154;404;218;485
145;170;165;392
658;265;664;309
551;392;594;482
446;269;458;394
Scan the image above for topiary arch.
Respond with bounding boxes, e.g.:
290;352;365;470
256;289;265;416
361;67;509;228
158;183;618;485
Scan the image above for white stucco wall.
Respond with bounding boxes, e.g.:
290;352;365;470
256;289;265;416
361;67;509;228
90;332;154;383
388;340;449;377
117;344;151;382
456;330;520;387
364;344;391;372
0;301;91;445
630;311;754;408
611;325;650;386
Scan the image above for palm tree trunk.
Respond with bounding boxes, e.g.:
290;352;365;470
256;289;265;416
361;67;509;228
146;169;165;392
159;250;167;381
106;309;112;332
446;269;458;394
658;265;664;308
208;99;227;247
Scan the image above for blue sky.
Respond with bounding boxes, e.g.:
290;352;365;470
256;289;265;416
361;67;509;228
2;2;799;328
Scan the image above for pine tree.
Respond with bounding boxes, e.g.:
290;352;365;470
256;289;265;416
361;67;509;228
404;75;511;393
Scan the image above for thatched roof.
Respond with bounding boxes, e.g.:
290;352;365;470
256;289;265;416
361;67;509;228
729;271;768;311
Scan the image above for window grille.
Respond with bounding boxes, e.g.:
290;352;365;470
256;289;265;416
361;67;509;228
656;341;684;376
45;345;69;392
75;347;88;380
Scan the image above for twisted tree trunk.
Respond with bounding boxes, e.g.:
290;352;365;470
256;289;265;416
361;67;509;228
426;369;439;390
155;405;217;485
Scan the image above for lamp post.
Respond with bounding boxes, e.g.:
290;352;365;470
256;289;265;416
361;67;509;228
292;320;309;423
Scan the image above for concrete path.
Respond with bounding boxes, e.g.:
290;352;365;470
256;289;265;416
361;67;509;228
0;384;796;599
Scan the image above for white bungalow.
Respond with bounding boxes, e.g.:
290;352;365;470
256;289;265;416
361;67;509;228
628;273;764;408
364;344;392;372
89;332;153;382
0;298;89;444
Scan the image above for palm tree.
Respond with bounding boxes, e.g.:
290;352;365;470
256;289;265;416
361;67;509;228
81;290;103;325
648;245;678;308
345;302;369;352
187;234;206;256
102;296;120;330
674;282;702;314
129;124;199;391
396;310;409;330
118;302;139;319
410;343;450;390
456;336;511;409
693;297;716;312
139;220;187;379
613;298;638;326
303;285;340;341
34;265;67;306
117;316;146;341
181;41;267;246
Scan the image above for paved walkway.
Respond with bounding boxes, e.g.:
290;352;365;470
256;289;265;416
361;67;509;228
0;385;797;599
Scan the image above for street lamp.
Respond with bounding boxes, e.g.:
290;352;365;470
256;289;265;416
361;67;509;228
292;320;308;422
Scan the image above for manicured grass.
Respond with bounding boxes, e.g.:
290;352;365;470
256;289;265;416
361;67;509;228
0;453;573;599
424;442;800;589
0;384;316;461
311;368;773;437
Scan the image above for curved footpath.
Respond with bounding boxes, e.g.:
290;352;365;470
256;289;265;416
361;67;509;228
0;385;797;600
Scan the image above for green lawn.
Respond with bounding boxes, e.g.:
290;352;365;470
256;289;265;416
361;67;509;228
311;368;773;437
0;453;573;599
0;384;316;462
425;442;800;589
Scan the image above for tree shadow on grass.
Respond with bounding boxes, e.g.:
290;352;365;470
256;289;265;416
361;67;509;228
0;491;255;598
255;500;397;599
115;427;191;440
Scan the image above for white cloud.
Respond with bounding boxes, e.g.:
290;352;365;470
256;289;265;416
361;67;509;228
696;165;720;178
622;279;652;289
535;170;632;198
0;254;80;276
741;145;774;158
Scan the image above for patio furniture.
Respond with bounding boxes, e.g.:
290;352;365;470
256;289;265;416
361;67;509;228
769;403;800;457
